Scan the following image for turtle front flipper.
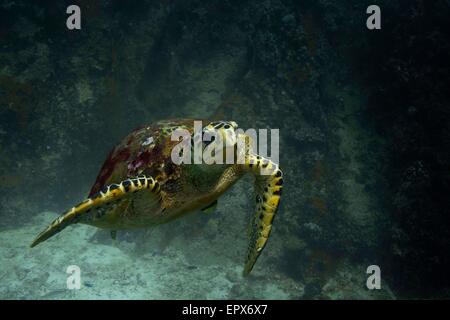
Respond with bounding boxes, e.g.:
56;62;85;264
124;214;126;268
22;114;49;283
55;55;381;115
242;155;283;275
30;175;161;248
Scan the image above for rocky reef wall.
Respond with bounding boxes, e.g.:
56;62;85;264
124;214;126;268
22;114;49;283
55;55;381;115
1;0;449;299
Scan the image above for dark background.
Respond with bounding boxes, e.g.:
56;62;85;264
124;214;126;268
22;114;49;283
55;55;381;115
0;0;449;298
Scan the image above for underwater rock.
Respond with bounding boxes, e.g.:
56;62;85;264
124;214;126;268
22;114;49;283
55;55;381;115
1;0;445;299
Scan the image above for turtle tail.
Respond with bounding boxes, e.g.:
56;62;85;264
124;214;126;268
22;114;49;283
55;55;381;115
30;176;160;248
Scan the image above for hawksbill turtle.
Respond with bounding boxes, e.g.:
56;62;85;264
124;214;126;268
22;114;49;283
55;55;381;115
31;119;283;275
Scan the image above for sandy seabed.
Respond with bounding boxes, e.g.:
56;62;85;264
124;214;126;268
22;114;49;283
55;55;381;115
0;211;300;300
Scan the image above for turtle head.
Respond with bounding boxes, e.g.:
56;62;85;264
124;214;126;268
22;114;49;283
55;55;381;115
184;120;240;190
200;121;241;164
203;121;238;144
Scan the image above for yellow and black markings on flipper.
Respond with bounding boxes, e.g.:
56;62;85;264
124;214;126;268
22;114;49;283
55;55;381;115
243;154;283;275
30;175;161;248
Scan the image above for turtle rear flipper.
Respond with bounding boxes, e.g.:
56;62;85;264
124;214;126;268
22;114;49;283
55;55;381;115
30;175;161;248
243;155;283;275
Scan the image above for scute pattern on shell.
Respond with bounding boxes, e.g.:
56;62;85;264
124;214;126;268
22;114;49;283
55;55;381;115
89;119;195;197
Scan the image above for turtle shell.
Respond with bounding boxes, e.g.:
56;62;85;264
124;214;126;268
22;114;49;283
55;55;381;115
88;119;197;197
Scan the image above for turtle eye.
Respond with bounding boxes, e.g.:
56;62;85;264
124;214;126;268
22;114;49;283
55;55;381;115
202;130;216;147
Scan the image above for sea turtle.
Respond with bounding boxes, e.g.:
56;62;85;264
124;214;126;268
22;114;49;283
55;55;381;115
31;119;283;275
